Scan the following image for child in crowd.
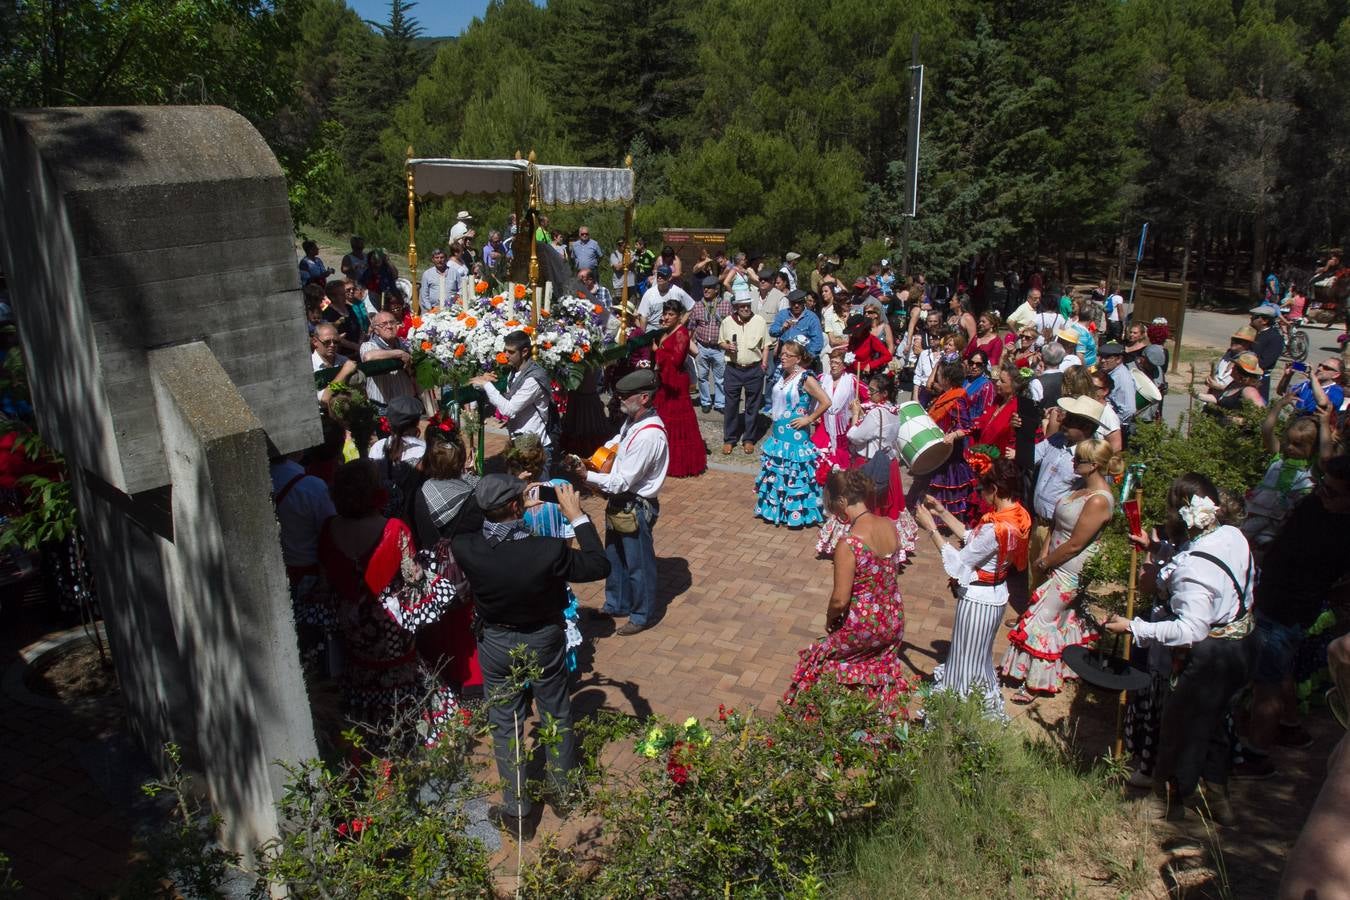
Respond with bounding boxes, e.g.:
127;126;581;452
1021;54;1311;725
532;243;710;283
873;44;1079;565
1243;396;1318;555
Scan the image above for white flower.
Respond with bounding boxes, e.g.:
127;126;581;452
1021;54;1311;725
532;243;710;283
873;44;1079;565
1179;495;1219;531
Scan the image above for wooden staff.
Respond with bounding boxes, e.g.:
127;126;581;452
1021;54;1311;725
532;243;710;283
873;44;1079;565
1114;487;1144;759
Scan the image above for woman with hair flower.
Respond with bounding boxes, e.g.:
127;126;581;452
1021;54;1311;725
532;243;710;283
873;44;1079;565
915;456;1030;722
1000;438;1119;701
756;336;831;527
812;347;865;476
1104;473;1257;822
962;348;996;420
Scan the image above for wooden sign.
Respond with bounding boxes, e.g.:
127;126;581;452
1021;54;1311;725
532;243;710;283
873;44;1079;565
660;228;731;285
1132;279;1187;372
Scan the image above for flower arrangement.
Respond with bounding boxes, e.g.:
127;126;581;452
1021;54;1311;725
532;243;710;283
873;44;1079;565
965;443;1001;475
407;284;610;392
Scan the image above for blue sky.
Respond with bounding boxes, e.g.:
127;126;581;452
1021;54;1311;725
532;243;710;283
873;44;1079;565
346;0;502;38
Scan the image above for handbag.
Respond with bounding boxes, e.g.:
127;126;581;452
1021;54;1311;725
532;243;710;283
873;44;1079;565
605;497;641;535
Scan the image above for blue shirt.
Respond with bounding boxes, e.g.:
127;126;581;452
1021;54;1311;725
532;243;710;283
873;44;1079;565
769;307;823;357
1071;322;1097;366
1107;363;1137;423
1292;379;1343;415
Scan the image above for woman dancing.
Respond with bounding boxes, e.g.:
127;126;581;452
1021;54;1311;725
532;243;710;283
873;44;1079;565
755;336;830;527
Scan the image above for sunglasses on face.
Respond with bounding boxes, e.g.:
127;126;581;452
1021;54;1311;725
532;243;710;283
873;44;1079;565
316;338;337;346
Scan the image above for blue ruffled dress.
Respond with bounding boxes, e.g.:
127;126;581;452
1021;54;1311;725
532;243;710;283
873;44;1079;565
755;371;824;528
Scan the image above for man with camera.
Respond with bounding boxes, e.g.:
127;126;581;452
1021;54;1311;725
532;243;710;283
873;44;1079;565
451;474;609;841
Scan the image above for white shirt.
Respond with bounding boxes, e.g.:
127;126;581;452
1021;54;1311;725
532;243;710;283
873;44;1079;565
913;348;939;397
937;524;1011;605
609;250;636;290
480;368;551;445
1032;435;1076;520
359;338;416;406
847;404;899;459
638;284;695;331
1005;301;1036;331
1107;293;1124;322
420;265;456;309
779;265;798;291
1132;526;1252;647
269;460;335;567
585;412;669;499
368;435;426;465
312;350;350;399
1032;311;1067;343
1095;401;1121;440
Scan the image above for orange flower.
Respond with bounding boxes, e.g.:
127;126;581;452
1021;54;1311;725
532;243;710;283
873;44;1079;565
420;340;433;351
490;296;504;306
495;352;509;365
570;352;582;362
540;309;551;318
475;281;489;294
455;310;467;320
577;290;588;299
542;341;553;349
581;343;590;353
593;304;604;315
513;284;527;299
523;326;535;335
454;345;466;358
410;315;422;328
464;317;477;328
505;319;520;328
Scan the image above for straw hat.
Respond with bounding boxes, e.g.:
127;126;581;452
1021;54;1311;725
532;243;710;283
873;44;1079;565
1056;395;1105;427
1233;351;1263;377
1231;325;1257;343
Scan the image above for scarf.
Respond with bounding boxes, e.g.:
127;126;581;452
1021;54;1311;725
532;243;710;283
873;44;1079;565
927;387;967;428
964;373;990;399
976;503;1031;580
821;372;856;440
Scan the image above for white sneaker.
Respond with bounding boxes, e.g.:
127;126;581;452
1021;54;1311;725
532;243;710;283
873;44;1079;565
1127;769;1154;789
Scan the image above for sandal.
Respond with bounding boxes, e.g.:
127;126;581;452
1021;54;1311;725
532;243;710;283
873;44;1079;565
1010;689;1036;705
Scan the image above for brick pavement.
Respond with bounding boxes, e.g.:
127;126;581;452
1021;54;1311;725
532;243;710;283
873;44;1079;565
565;461;986;723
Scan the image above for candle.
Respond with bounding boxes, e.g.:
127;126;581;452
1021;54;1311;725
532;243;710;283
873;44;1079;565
544;282;553;314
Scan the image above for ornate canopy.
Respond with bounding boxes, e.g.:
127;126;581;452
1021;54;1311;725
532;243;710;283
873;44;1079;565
407;158;634;208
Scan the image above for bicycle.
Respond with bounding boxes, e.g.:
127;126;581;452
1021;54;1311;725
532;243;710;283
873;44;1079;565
1278;311;1310;362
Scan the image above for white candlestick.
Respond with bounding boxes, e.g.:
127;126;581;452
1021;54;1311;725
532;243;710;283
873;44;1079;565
544;282;553;313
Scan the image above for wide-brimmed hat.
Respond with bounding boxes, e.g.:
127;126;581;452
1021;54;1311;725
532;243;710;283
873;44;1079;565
1056;328;1080;345
1231;325;1257;342
1233;351;1263;377
1056;395;1105;427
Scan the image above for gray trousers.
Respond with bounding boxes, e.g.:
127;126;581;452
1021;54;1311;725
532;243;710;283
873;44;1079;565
478;623;576;817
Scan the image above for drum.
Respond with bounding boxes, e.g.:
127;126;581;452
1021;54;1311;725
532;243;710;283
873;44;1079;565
1132;367;1162;409
894;401;951;475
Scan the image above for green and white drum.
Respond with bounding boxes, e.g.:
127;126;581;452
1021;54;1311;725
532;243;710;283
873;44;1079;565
895;401;951;475
1132;367;1162;410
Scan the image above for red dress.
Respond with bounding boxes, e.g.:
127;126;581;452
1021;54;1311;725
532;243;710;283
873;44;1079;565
654;324;708;477
972;397;1017;457
847;333;893;373
964;335;1004;367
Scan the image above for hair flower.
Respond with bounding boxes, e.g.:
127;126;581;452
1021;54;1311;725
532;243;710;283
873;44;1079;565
792;334;810;347
1179;495;1219;531
1018;366;1035;379
843;351;857;365
965;450;993;476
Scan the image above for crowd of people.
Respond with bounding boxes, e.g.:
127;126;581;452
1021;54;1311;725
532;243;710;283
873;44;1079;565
285;223;1350;852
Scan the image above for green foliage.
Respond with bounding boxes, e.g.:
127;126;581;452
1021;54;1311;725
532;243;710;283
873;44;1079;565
1083;408;1271;594
0;345;78;553
837;691;1139;899
0;852;19;898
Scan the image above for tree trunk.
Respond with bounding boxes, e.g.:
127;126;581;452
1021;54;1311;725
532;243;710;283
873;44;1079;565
1180;221;1193;304
1198;219;1210;303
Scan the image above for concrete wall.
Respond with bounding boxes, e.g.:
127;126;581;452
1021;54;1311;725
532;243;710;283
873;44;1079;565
0;106;320;856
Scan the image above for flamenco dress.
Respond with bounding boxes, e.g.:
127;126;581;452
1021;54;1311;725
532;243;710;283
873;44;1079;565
653;324;708;477
926;387;977;525
755;370;824;527
787;523;911;716
999;489;1111;693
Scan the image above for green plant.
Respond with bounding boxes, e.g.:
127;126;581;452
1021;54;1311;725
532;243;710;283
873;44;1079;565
0;345;78;553
0;852;20;898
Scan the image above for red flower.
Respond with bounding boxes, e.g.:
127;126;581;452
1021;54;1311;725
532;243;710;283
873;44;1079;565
337;822;349;836
764;737;775;749
459;708;473;727
718;704;727;722
666;740;690;786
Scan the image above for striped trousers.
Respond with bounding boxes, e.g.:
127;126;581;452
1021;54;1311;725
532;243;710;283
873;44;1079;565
931;587;1009;723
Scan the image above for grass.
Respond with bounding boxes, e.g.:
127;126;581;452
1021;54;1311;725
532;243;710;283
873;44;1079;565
832;693;1148;898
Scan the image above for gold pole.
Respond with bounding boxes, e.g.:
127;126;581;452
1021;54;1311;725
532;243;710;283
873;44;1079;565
406;146;419;315
527;150;540;333
620;206;633;345
1114;487;1143;759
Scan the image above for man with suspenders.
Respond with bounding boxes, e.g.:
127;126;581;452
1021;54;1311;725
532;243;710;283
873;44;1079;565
582;369;670;635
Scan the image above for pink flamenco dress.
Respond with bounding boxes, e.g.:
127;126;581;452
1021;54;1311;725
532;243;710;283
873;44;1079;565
815;401;919;561
787;522;911;716
999;488;1112;694
653;323;708;477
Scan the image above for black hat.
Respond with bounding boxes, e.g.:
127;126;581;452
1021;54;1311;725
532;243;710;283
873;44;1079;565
787;289;809;305
615;369;660;395
758;267;776;281
385;395;424;431
1099;341;1125;357
474;473;527;510
1061;645;1150;692
700;275;719;289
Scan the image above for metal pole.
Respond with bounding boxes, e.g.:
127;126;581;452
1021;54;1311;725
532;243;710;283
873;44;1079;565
406;146;419;315
900;33;922;276
1127;221;1148;307
1114;487;1143;759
